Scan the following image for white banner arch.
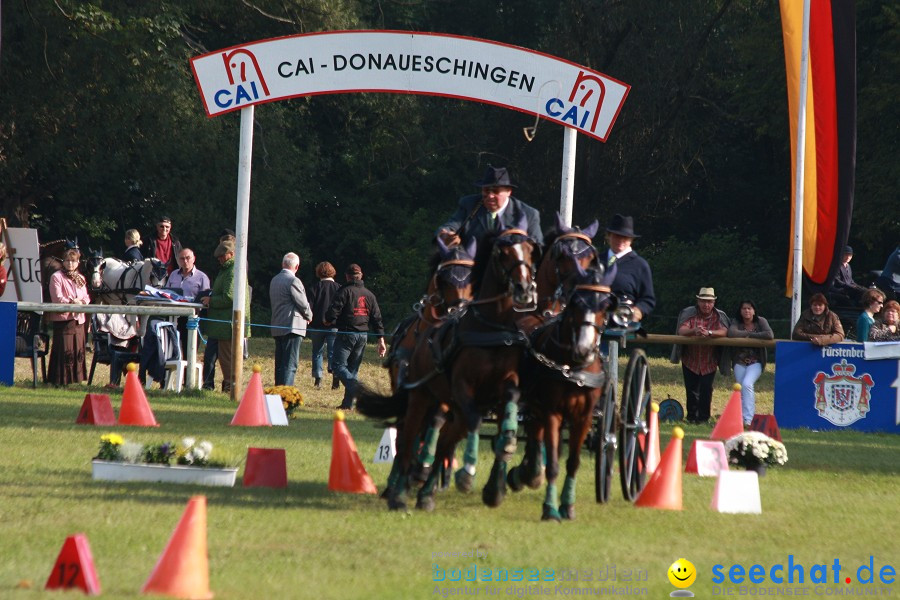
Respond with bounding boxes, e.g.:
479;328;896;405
191;30;629;142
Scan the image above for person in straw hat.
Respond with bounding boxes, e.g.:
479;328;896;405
670;287;730;424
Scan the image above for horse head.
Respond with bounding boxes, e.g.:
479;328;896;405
86;249;105;290
432;237;476;315
562;262;618;365
148;258;167;285
491;214;538;311
549;212;600;280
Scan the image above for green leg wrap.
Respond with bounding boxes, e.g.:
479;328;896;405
544;483;559;511
463;432;479;468
386;458;400;490
561;476;577;507
417;427;439;468
501;400;518;434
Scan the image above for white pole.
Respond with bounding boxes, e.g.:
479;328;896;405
559;127;577;227
231;105;254;400
790;0;812;329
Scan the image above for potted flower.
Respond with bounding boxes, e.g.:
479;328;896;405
92;433;239;487
724;431;788;477
264;385;304;418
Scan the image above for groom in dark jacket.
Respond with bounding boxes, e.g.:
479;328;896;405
604;214;655;323
437;165;543;248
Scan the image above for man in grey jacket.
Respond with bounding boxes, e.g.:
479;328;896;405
269;252;313;386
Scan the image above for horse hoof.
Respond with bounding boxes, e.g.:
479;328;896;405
416;495;436;512
387;496;407;511
541;504;562;522
560;504;576;520
482;464;507;508
507;466;524;493
527;471;545;490
455;469;474;493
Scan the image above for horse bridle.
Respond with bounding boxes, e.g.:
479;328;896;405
421;257;476;320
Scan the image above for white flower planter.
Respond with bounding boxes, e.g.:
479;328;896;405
91;460;238;487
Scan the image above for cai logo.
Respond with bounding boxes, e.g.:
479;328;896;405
544;71;607;134
668;558;696;597
213;48;271;109
813;359;873;426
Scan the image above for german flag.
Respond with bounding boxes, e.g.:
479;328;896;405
780;0;856;293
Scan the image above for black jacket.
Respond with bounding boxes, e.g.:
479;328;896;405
324;280;385;336
308;278;341;329
145;234;183;273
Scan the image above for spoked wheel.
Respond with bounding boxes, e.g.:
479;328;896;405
618;349;652;502
594;381;617;503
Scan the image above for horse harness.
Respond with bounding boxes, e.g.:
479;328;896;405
525;283;613;390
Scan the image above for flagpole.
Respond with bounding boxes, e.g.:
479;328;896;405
791;0;812;329
559;127;577;228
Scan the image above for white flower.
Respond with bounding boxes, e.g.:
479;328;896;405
181;437;196;449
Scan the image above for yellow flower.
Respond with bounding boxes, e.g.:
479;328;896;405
101;433;124;446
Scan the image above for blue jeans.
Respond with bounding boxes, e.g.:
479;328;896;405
332;332;367;408
309;328;337;379
274;333;303;386
733;362;763;424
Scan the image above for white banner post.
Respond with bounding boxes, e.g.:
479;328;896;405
231;105;254;401
559;128;577;228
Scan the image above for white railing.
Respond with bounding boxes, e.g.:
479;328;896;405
16;302;202;390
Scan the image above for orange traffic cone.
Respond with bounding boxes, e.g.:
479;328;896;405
230;365;270;426
118;363;159;427
329;411;377;494
141;495;212;600
645;401;661;475
635;427;684;510
711;383;743;440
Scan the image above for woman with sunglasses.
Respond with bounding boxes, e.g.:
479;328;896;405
857;288;886;342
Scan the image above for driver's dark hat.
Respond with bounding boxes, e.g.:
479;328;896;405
474;166;516;189
605;214;640;239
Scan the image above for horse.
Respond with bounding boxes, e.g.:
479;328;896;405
358;218;538;512
88;255;167;305
517;212;601;335
385;237;477;392
508;263;617;521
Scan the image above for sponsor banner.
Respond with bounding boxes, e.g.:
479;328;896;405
774;341;900;433
0;228;42;303
190;30;630;142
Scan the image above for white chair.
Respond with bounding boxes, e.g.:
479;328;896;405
144;321;187;393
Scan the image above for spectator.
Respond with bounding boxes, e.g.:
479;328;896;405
726;300;774;426
123;229;143;263
670;287;730;424
0;241;7;296
856;288;886;342
603;214;655;322
47;247;91;385
828;245;866;307
166;248;210;300
201;230;238;389
791;292;845;346
199;239;249;393
269;252;312;387
324;263;387;409
875;246;900;299
869;300;900;341
436;165;543;248
145;216;183;275
308;261;341;389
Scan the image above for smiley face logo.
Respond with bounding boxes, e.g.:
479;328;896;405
668;558;696;589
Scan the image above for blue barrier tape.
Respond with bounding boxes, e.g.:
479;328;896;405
196;317;385;338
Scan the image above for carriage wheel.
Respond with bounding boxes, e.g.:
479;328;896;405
594;381;617;503
618;349;652;502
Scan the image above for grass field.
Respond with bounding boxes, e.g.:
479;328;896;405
3;339;900;598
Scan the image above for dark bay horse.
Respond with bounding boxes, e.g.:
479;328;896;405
385;237;476;393
517;213;600;336
509;264;617;521
358;222;538;511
